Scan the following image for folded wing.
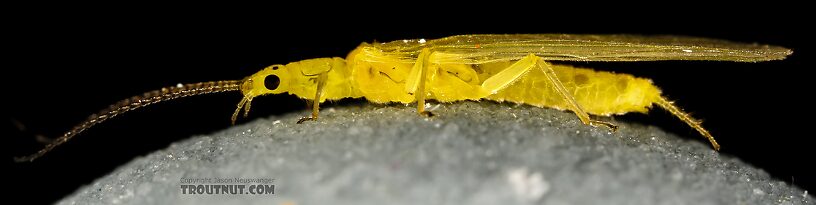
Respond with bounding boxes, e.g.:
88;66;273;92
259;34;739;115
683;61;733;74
369;34;792;63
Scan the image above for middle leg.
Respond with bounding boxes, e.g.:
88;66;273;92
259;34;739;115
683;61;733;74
405;48;434;116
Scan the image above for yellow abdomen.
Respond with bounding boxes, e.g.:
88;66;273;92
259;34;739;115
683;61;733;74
484;62;661;116
424;61;662;116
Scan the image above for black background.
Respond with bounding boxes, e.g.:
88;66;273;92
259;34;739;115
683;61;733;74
4;6;812;204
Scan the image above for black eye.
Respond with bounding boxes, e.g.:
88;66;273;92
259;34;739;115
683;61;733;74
264;75;280;90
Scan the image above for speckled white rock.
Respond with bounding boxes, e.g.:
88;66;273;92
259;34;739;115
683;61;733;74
58;102;814;205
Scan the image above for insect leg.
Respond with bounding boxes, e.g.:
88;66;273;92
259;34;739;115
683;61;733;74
481;54;537;94
406;48;434;116
532;56;618;131
297;71;329;124
480;54;617;131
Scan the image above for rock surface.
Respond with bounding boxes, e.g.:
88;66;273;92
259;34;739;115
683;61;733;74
58;102;813;205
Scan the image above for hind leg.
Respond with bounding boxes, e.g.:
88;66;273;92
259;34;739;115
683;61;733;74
481;54;617;131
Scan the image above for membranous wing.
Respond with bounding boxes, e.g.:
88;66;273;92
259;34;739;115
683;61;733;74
369;34;792;64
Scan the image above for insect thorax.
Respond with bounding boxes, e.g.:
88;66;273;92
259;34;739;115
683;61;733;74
284;57;362;102
347;46;417;104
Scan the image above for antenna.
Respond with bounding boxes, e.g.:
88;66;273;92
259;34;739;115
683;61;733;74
14;80;242;162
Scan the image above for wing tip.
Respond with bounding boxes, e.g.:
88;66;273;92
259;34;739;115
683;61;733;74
755;46;793;62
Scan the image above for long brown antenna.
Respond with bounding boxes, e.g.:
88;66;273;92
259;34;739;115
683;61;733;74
14;80;242;162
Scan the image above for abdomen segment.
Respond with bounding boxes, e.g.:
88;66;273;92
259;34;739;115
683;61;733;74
482;62;662;116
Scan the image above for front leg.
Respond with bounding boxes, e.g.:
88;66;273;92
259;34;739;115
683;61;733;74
297;71;329;124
